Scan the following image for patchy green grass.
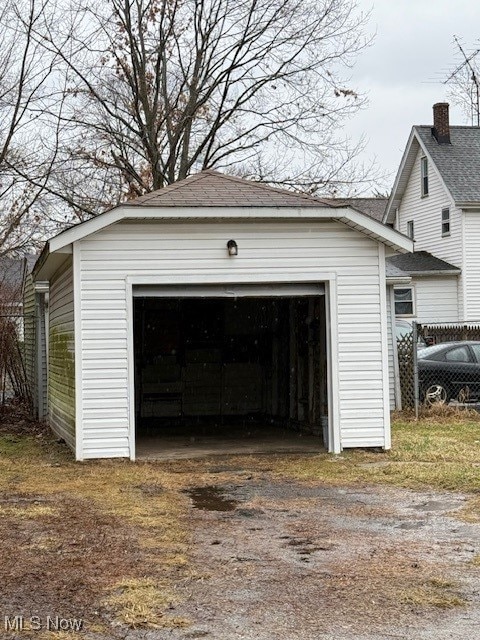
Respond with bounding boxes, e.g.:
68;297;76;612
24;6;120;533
269;409;480;497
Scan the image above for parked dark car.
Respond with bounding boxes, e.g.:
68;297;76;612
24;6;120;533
418;341;480;405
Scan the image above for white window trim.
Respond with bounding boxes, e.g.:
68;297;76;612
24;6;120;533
406;220;414;240
394;285;416;318
421;156;429;197
441;207;451;237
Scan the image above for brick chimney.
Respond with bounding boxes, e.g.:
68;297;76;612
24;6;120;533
432;103;450;144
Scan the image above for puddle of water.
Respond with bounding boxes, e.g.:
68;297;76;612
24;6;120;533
185;486;238;511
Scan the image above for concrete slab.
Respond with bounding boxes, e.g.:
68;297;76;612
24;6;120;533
135;428;325;460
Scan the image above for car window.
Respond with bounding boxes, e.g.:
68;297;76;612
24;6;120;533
418;344;449;359
469;344;480;362
444;346;471;363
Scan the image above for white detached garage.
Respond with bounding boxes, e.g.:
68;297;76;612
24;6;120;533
29;171;412;460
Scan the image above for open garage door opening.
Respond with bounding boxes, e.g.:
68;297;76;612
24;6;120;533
133;288;329;458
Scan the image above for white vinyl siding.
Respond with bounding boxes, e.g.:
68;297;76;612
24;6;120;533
23;275;37;412
397;147;462;269
76;220;390;458
463;211;480;320
36;294;48;420
386;285;399;410
48;258;75;450
410;277;459;324
23;276;48;419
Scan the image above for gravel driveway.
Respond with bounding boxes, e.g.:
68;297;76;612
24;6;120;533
153;475;480;640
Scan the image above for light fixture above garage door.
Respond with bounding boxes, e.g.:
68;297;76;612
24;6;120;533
227;239;238;256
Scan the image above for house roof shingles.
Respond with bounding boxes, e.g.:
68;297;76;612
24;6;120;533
386;251;461;277
385;262;410;279
318;197;387;222
127;171;390;224
128;170;335;208
415;125;480;204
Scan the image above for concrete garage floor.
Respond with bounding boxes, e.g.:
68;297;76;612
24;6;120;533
135;426;325;460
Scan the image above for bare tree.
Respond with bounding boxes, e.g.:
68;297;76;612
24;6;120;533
0;0;65;257
38;0;374;214
444;36;480;127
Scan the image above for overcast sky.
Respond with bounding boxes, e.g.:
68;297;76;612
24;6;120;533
344;0;480;193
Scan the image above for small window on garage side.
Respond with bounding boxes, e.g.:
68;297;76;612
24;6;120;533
421;156;429;197
444;346;471;363
394;287;414;316
407;220;414;239
441;208;450;237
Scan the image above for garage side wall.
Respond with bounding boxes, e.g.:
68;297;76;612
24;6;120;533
48;258;75;450
23;274;37;413
76;221;389;458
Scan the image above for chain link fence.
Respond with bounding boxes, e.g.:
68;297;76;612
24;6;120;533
397;321;480;415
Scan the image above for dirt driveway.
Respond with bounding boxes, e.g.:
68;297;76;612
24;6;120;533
158;472;480;640
2;408;480;639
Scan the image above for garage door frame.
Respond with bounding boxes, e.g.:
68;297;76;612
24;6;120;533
126;274;340;460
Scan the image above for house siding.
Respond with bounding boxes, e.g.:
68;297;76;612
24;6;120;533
23;274;37;412
396;145;465;321
76;220;390;458
463;211;480;321
386;285;399;410
48;258;75;450
396;147;462;269
36;294;48;420
412;276;459;324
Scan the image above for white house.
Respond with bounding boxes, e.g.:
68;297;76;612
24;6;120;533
25;170;412;460
384;102;480;324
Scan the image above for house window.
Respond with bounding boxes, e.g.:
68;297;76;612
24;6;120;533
406;220;414;239
421;156;428;196
441;207;450;236
394;287;414;316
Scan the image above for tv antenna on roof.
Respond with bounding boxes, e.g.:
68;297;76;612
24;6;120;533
444;36;480;126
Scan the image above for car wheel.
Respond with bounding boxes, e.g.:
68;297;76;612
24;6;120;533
423;383;450;406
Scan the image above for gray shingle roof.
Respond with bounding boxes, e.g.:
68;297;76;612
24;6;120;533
318;197;387;222
415;125;480;203
385;262;409;278
128;170;336;208
386;251;460;276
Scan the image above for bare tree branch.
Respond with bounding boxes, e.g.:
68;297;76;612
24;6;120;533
35;0;378;214
0;0;64;257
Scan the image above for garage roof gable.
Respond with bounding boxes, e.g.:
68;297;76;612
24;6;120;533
35;171;413;277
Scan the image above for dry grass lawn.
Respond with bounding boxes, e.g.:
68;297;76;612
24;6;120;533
0;403;479;638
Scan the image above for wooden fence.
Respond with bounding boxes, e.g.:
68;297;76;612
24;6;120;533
397;333;416;410
418;324;480;344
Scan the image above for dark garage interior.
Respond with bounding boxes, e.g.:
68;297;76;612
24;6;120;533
133;295;328;456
